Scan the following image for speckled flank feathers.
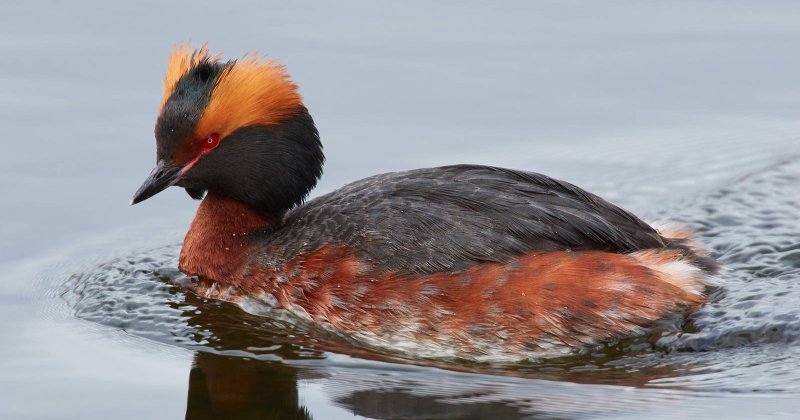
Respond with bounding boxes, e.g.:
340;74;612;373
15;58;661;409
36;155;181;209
187;242;713;361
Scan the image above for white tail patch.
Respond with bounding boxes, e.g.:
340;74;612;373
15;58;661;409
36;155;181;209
651;258;706;295
652;221;710;258
630;250;721;296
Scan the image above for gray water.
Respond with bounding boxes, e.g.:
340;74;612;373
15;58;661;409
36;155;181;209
2;1;800;419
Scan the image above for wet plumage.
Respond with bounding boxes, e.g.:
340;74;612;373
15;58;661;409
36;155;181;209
132;45;719;361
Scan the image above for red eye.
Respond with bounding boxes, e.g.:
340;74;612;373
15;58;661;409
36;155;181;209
203;133;220;150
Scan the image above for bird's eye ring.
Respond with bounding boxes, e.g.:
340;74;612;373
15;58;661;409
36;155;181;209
203;133;220;150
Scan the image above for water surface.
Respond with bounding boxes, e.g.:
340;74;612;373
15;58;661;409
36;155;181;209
2;1;800;419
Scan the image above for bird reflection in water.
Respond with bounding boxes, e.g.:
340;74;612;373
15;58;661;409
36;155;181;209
185;353;311;420
184;351;532;419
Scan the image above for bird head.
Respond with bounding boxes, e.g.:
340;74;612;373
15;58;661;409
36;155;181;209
131;45;323;215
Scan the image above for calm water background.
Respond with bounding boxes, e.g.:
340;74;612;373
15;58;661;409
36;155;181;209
2;1;800;419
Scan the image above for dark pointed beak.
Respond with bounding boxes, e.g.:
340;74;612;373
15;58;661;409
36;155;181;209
130;160;182;205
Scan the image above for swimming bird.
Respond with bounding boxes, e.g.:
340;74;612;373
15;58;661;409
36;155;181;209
132;45;718;361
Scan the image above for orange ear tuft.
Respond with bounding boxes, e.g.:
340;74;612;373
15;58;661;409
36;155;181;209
195;54;302;140
160;44;214;110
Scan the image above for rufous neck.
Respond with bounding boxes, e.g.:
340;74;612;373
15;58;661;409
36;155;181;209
179;193;275;282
